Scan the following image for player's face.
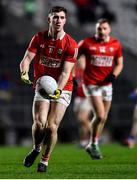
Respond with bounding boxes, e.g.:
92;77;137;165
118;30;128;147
95;22;111;41
48;11;66;32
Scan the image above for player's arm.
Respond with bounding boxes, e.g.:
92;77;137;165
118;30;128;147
77;54;86;70
77;39;86;70
56;44;78;94
104;56;123;83
20;50;36;84
49;62;75;99
73;54;86;87
135;87;137;93
49;41;78;99
58;61;75;90
112;56;123;77
104;40;124;83
72;54;85;80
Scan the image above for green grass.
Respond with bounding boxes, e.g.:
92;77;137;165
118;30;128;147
0;143;137;179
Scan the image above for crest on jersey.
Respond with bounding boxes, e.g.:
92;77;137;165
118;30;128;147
99;46;106;53
58;49;63;55
49;46;55;53
109;47;114;52
40;44;45;48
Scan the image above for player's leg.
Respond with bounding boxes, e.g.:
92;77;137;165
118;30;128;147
91;96;106;143
85;85;112;159
78;109;92;147
97;85;112;143
37;102;67;172
97;100;111;139
86;95;104;159
124;105;137;148
23;99;50;167
32;100;50;150
37;91;71;172
74;97;93;148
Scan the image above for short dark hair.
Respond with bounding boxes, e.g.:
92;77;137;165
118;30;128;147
97;18;110;25
48;6;67;16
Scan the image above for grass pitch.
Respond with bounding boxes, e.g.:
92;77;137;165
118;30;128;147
0;143;137;179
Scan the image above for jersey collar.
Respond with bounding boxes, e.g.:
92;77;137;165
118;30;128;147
95;35;110;43
48;31;66;40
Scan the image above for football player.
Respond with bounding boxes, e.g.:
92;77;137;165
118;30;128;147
78;18;123;159
20;6;78;172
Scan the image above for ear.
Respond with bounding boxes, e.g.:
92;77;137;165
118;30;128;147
48;17;51;23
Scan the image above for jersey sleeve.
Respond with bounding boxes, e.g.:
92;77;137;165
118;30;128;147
27;33;39;54
116;41;123;58
65;41;78;63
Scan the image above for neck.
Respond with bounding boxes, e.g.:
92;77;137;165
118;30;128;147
95;34;110;43
48;28;65;40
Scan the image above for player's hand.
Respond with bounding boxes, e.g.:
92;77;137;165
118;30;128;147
21;71;32;84
49;89;62;99
103;73;116;83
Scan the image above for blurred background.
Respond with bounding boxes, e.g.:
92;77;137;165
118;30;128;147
0;0;137;146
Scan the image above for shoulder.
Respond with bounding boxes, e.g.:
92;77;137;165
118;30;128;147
36;30;48;38
78;36;94;47
31;30;48;44
110;36;122;45
85;36;95;42
65;33;78;47
82;36;95;43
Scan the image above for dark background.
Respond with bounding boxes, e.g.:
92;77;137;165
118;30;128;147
0;0;137;146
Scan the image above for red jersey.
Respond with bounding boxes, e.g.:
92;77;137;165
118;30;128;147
78;36;123;85
27;31;78;91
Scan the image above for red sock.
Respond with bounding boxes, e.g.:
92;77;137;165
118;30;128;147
92;135;99;145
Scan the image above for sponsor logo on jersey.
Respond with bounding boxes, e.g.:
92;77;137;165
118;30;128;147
90;55;113;67
40;55;61;68
58;49;63;55
99;46;106;53
48;46;55;54
89;46;97;50
109;47;114;52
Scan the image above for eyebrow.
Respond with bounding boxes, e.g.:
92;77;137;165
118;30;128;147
53;15;65;18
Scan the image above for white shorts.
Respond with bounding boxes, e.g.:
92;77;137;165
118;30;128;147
73;97;93;112
83;84;113;101
34;87;72;107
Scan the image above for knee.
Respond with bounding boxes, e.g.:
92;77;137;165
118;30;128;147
47;124;58;134
96;113;106;124
33;121;45;130
79;119;88;127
